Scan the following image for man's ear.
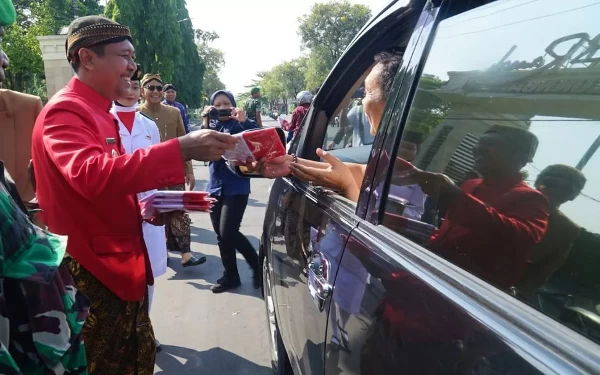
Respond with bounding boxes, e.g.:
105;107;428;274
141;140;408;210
77;48;96;71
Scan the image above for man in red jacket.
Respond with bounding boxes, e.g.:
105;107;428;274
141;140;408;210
413;125;550;290
31;16;237;375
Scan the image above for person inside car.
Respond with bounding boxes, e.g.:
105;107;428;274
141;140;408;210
250;51;549;290
249;51;404;202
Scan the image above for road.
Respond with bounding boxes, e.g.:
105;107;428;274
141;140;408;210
152;123;277;374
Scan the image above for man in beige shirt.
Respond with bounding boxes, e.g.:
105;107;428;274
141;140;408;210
139;73;205;267
0;89;43;202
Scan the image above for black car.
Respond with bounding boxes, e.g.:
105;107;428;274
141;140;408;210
247;0;600;373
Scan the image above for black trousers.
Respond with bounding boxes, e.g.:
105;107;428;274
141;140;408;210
209;194;258;279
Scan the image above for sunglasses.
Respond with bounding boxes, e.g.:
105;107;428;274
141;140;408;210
145;85;163;92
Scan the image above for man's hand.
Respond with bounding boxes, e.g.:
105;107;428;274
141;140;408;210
185;173;196;191
234;155;293;178
411;169;462;201
179;129;238;162
290;149;359;202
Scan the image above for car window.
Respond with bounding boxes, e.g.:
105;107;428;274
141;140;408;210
323;69;375;153
383;0;600;344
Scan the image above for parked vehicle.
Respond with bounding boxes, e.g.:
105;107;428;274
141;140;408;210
248;0;600;373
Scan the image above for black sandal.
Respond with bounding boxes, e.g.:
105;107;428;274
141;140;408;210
182;256;207;267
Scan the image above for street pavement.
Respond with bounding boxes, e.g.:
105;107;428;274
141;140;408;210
152;122;278;374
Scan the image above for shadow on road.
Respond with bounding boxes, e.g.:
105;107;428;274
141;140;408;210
190;226;218;245
166;253;221;281
247;198;267;208
186;280;262;299
155;345;271;375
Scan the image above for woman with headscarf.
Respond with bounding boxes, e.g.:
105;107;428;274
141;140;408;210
203;90;261;293
287;91;313;144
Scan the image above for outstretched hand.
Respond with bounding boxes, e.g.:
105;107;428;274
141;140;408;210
290;148;359;201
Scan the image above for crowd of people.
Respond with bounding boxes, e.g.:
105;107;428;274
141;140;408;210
1;1;590;374
0;9;261;374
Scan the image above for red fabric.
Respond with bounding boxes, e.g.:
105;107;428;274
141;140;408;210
289;104;309;136
380;177;549;344
31;78;186;301
430;178;550;289
242;127;286;161
116;111;135;134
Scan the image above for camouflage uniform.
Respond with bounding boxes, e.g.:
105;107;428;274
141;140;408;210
244;98;261;122
0;165;89;374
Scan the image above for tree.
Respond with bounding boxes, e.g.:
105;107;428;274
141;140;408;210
277;58;307;98
405;75;451;139
298;1;371;65
105;0;188;102
4;0;104;96
304;50;334;92
172;0;204;107
197;40;225;106
260;69;287;110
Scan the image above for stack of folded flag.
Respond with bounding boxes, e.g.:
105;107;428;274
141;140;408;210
139;191;215;219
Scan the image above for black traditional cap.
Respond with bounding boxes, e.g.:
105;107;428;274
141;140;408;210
66;16;132;63
485;125;539;163
131;64;142;82
163;84;176;92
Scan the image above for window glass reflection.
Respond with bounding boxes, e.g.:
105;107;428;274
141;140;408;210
383;0;600;344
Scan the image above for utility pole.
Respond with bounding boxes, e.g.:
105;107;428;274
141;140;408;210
576;133;600;171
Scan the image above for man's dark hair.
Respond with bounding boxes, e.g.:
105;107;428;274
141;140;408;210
535;164;587;192
374;51;403;101
164;84;176;92
71;43;108;73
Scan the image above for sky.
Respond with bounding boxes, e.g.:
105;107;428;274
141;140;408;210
186;0;391;95
420;0;600;233
97;0;391;94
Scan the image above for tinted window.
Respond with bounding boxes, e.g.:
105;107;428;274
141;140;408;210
322;74;375;152
384;0;600;343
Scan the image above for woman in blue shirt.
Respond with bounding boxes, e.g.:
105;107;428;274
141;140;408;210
203;90;260;293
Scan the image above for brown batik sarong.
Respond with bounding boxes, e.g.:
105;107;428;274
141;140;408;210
164;184;191;253
62;256;156;375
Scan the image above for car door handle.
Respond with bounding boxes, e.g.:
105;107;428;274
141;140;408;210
307;254;333;312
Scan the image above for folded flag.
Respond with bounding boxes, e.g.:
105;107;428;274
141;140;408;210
139;191;215;218
223;127;286;162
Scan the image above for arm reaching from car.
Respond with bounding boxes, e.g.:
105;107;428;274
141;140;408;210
240;148;366;202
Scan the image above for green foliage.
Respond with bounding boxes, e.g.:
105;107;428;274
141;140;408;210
405;74;451;139
304;49;334;91
244;1;371;102
105;0;203;107
277;58;307;98
4;0;103;94
197;39;225;106
298;0;371;87
106;0;182;97
172;0;204;107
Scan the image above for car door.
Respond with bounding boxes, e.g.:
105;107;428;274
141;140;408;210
263;1;437;374
327;0;600;373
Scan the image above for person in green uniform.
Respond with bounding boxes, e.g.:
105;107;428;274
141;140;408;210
244;87;262;127
0;2;90;373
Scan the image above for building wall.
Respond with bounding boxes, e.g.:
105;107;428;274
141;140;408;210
37;35;73;100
